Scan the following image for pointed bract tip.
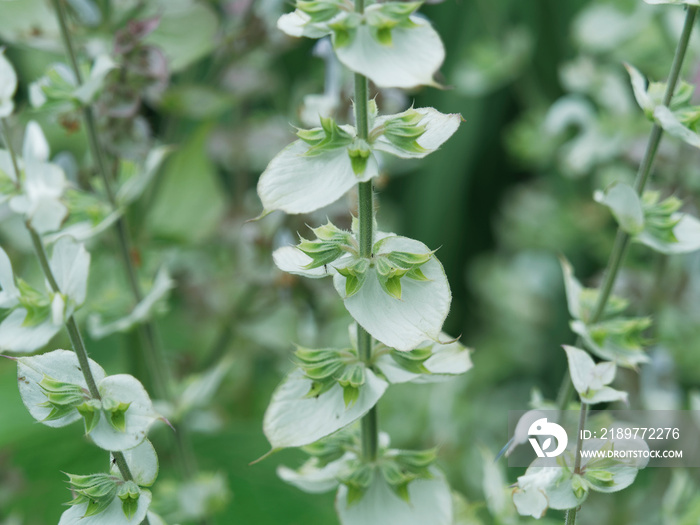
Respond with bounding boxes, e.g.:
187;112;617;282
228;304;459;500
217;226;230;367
249;448;279;466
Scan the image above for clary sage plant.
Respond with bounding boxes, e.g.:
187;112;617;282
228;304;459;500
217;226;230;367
507;1;700;523
0;2;229;523
256;0;473;522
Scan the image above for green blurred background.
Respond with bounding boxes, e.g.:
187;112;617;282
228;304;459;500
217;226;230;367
2;0;700;523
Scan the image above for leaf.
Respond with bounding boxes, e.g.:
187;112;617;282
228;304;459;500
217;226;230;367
143;0;219;72
333;236;450;351
90;375;160;451
16;349;105;427
110;440;159;487
594;182;644;235
59;487;151;525
336;469;452;525
257;139;378;215
263;368;387;450
334;12;444;89
116;147;171;207
147;126;226;241
88;268;174;339
372;108;461;159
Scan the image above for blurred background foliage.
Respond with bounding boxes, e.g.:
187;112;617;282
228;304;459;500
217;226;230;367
2;0;700;523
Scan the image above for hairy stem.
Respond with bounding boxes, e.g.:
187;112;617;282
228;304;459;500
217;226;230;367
48;0;204;500
563;7;698;524
352;0;378;463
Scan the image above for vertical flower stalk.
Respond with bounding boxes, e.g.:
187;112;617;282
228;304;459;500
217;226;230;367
509;3;700;523
0;63;162;521
257;0;472;521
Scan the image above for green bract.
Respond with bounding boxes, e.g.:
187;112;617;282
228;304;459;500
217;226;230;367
278;2;444;88
257;107;460;215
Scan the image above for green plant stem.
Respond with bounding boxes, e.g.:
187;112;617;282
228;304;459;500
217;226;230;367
3;117;142;496
48;1;205;504
48;0;171;401
562;7;698;524
352;0;378;463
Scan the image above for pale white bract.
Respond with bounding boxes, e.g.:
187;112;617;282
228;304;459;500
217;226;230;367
16;349;106;428
333;236;451;351
0;48;17;117
110;440;159;487
263;367;388;449
563;345;628;405
277;7;445;89
333;14;445;89
90;374;161;452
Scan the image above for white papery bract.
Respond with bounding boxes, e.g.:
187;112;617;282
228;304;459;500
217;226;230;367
563;345;628;405
257;136;378;215
51;237;90;312
58;488;152;525
110;440;159;487
274;233;451;351
257;108;460;215
263;368;388;450
277;2;445;89
9;121;68;233
16;349;106;427
0;48;17;117
90;374;161;452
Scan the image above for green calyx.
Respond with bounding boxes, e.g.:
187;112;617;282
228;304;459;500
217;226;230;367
389;346;432;375
347;138;371;176
295;346;366;407
16;278;51;327
329;12;360;48
66;473;141;520
38;374;88;422
641;191;682;244
302;429;358;466
588;317;652;352
577;289;628;324
341;447;437;505
66;472;120;518
336;258;369;297
77;396;132;434
297;221;357;270
379;448;436;502
365;2;421;46
377;108;428;154
297;116;353;156
372;248;433;300
645;79;694;119
296;0;346;23
117;480;141;519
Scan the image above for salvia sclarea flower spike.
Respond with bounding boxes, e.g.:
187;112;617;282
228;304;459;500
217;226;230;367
278;0;445;88
257;105;460;215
